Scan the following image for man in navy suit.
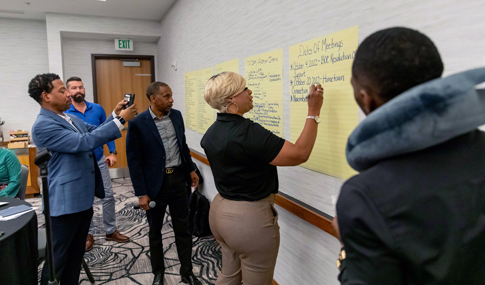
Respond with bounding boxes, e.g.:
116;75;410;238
29;73;137;285
126;81;201;285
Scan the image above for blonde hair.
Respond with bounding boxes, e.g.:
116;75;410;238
204;72;246;112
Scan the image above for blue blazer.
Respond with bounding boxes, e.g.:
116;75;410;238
32;108;121;216
126;108;196;199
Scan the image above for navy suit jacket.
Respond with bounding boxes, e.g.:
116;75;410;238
32;108;121;216
126;108;196;199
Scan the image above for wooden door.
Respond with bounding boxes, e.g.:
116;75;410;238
94;57;154;169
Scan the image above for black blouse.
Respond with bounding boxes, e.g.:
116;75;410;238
201;113;285;201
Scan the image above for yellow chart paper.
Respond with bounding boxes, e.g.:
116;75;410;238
184;71;198;131
215;58;239;74
196;67;215;134
289;26;359;179
245;49;284;136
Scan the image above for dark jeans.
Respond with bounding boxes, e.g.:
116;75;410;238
41;207;93;285
146;169;193;277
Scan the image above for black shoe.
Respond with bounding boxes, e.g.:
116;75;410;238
181;273;202;285
153;273;164;285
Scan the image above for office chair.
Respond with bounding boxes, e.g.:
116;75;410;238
16;164;29;200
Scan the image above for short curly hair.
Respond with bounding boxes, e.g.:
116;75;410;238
352;27;443;102
146;81;169;100
28;73;61;104
204;72;246;112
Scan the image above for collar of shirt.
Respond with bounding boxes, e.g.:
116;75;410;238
57;113;79;131
67;101;93;113
217;113;245;122
149;106;171;120
58;113;71;123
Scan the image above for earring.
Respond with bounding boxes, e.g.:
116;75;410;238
224;102;239;113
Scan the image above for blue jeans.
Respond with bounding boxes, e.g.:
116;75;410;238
88;155;116;235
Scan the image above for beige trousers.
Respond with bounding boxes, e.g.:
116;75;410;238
209;193;280;285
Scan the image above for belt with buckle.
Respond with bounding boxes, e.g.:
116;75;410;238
165;166;180;174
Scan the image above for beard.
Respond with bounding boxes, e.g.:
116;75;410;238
72;92;85;103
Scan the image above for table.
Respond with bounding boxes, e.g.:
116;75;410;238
0;197;38;285
9;146;40;196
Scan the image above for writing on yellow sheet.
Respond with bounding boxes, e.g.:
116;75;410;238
289;26;359;179
196;67;215;134
245;49;284;136
184;71;197;131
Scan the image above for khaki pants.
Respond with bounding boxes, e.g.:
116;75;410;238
209;193;280;285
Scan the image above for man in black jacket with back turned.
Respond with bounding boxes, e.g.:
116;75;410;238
334;27;485;284
126;81;201;285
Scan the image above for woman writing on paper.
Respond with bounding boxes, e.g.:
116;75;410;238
201;71;323;285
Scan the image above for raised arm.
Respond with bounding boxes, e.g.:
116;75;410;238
33;119;121;154
99;107;118;166
270;84;324;166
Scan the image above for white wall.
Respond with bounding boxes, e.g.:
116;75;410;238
0;14;161;141
62;38;158;103
46;13;161;78
156;0;485;284
158;0;485;217
0;18;49;141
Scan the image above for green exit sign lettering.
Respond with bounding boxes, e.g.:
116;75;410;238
115;39;133;51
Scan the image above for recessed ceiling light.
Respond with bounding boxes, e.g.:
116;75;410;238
96;0;107;2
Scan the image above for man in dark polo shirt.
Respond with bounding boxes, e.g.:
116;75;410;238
126;81;201;285
334;27;485;284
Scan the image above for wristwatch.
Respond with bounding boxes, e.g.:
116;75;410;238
307;115;321;124
110;150;118;155
115;115;126;125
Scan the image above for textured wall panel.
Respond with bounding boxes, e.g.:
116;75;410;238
158;0;485;217
0;18;49;140
157;1;485;283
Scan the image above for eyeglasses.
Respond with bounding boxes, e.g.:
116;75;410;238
232;87;248;98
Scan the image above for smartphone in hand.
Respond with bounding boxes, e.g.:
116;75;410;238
123;93;135;109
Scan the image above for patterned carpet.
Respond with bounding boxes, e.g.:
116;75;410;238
29;178;221;285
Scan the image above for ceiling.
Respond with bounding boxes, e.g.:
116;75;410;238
0;0;176;21
61;31;160;43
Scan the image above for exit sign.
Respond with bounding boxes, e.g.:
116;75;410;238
115;39;133;51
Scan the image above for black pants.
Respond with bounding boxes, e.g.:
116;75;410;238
41;207;93;285
146;169;193;277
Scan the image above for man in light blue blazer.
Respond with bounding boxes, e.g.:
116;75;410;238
29;73;137;285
